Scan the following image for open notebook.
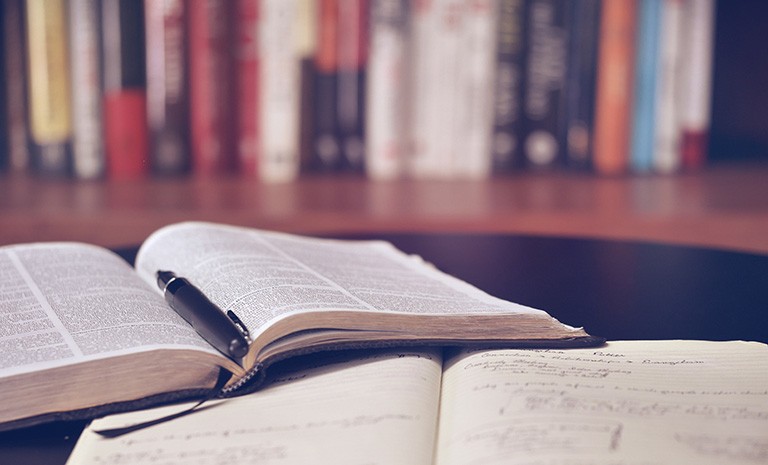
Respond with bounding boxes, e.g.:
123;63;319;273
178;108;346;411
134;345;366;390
67;340;768;465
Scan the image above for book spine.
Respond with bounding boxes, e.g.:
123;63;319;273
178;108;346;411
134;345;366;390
312;0;341;172
297;0;317;173
653;0;684;173
103;90;149;178
408;0;463;178
101;0;149;179
188;0;237;175
3;0;30;173
69;0;105;179
365;0;409;180
521;0;568;170
492;0;526;172
259;0;301;183
592;0;637;175
336;0;368;172
564;0;600;170
455;0;496;178
0;4;6;172
235;0;259;177
406;0;436;178
25;0;73;176
629;0;662;173
145;0;190;176
679;0;715;170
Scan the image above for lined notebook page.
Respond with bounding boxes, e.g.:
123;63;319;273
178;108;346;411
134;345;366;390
435;340;768;465
67;350;443;465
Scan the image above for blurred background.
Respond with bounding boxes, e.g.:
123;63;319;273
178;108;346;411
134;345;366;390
0;0;767;254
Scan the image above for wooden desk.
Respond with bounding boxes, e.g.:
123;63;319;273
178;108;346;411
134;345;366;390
1;233;767;463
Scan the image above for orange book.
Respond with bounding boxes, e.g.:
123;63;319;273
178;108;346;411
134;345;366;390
592;0;637;175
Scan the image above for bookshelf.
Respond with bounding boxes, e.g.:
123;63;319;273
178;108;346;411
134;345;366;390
2;161;767;255
2;2;767;255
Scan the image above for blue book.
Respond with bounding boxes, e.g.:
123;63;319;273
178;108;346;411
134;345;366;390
630;0;662;172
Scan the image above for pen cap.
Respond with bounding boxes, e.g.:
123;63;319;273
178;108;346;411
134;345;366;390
156;270;177;290
228;338;249;360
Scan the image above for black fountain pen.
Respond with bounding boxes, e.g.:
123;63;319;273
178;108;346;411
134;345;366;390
156;270;251;360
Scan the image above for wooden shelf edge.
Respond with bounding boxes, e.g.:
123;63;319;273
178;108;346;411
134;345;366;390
2;164;768;255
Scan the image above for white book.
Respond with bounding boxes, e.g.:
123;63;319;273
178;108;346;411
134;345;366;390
408;0;462;178
259;0;301;183
69;0;104;179
408;0;496;179
453;0;496;178
366;0;410;180
653;0;684;174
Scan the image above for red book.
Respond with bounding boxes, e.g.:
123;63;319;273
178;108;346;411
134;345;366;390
681;131;708;169
236;0;260;177
101;0;149;179
104;90;149;178
188;0;237;175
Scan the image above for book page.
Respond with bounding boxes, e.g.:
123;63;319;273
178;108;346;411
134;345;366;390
0;243;216;377
67;350;443;465
135;222;551;334
435;341;768;465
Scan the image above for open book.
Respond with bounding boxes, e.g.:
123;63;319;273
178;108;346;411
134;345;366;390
67;340;768;465
0;222;600;430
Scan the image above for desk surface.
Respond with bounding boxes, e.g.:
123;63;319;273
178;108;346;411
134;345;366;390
2;233;767;464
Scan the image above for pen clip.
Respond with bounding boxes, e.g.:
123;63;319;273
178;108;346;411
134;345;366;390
226;310;251;342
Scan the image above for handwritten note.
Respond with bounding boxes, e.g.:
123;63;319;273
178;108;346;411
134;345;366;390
435;340;768;465
67;350;443;465
67;341;768;465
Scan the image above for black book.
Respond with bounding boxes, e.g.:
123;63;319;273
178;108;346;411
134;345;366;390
564;0;600;170
520;0;568;170
145;0;190;176
492;0;527;172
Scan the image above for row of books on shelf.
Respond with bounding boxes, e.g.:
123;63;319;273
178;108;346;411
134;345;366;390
0;0;715;181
